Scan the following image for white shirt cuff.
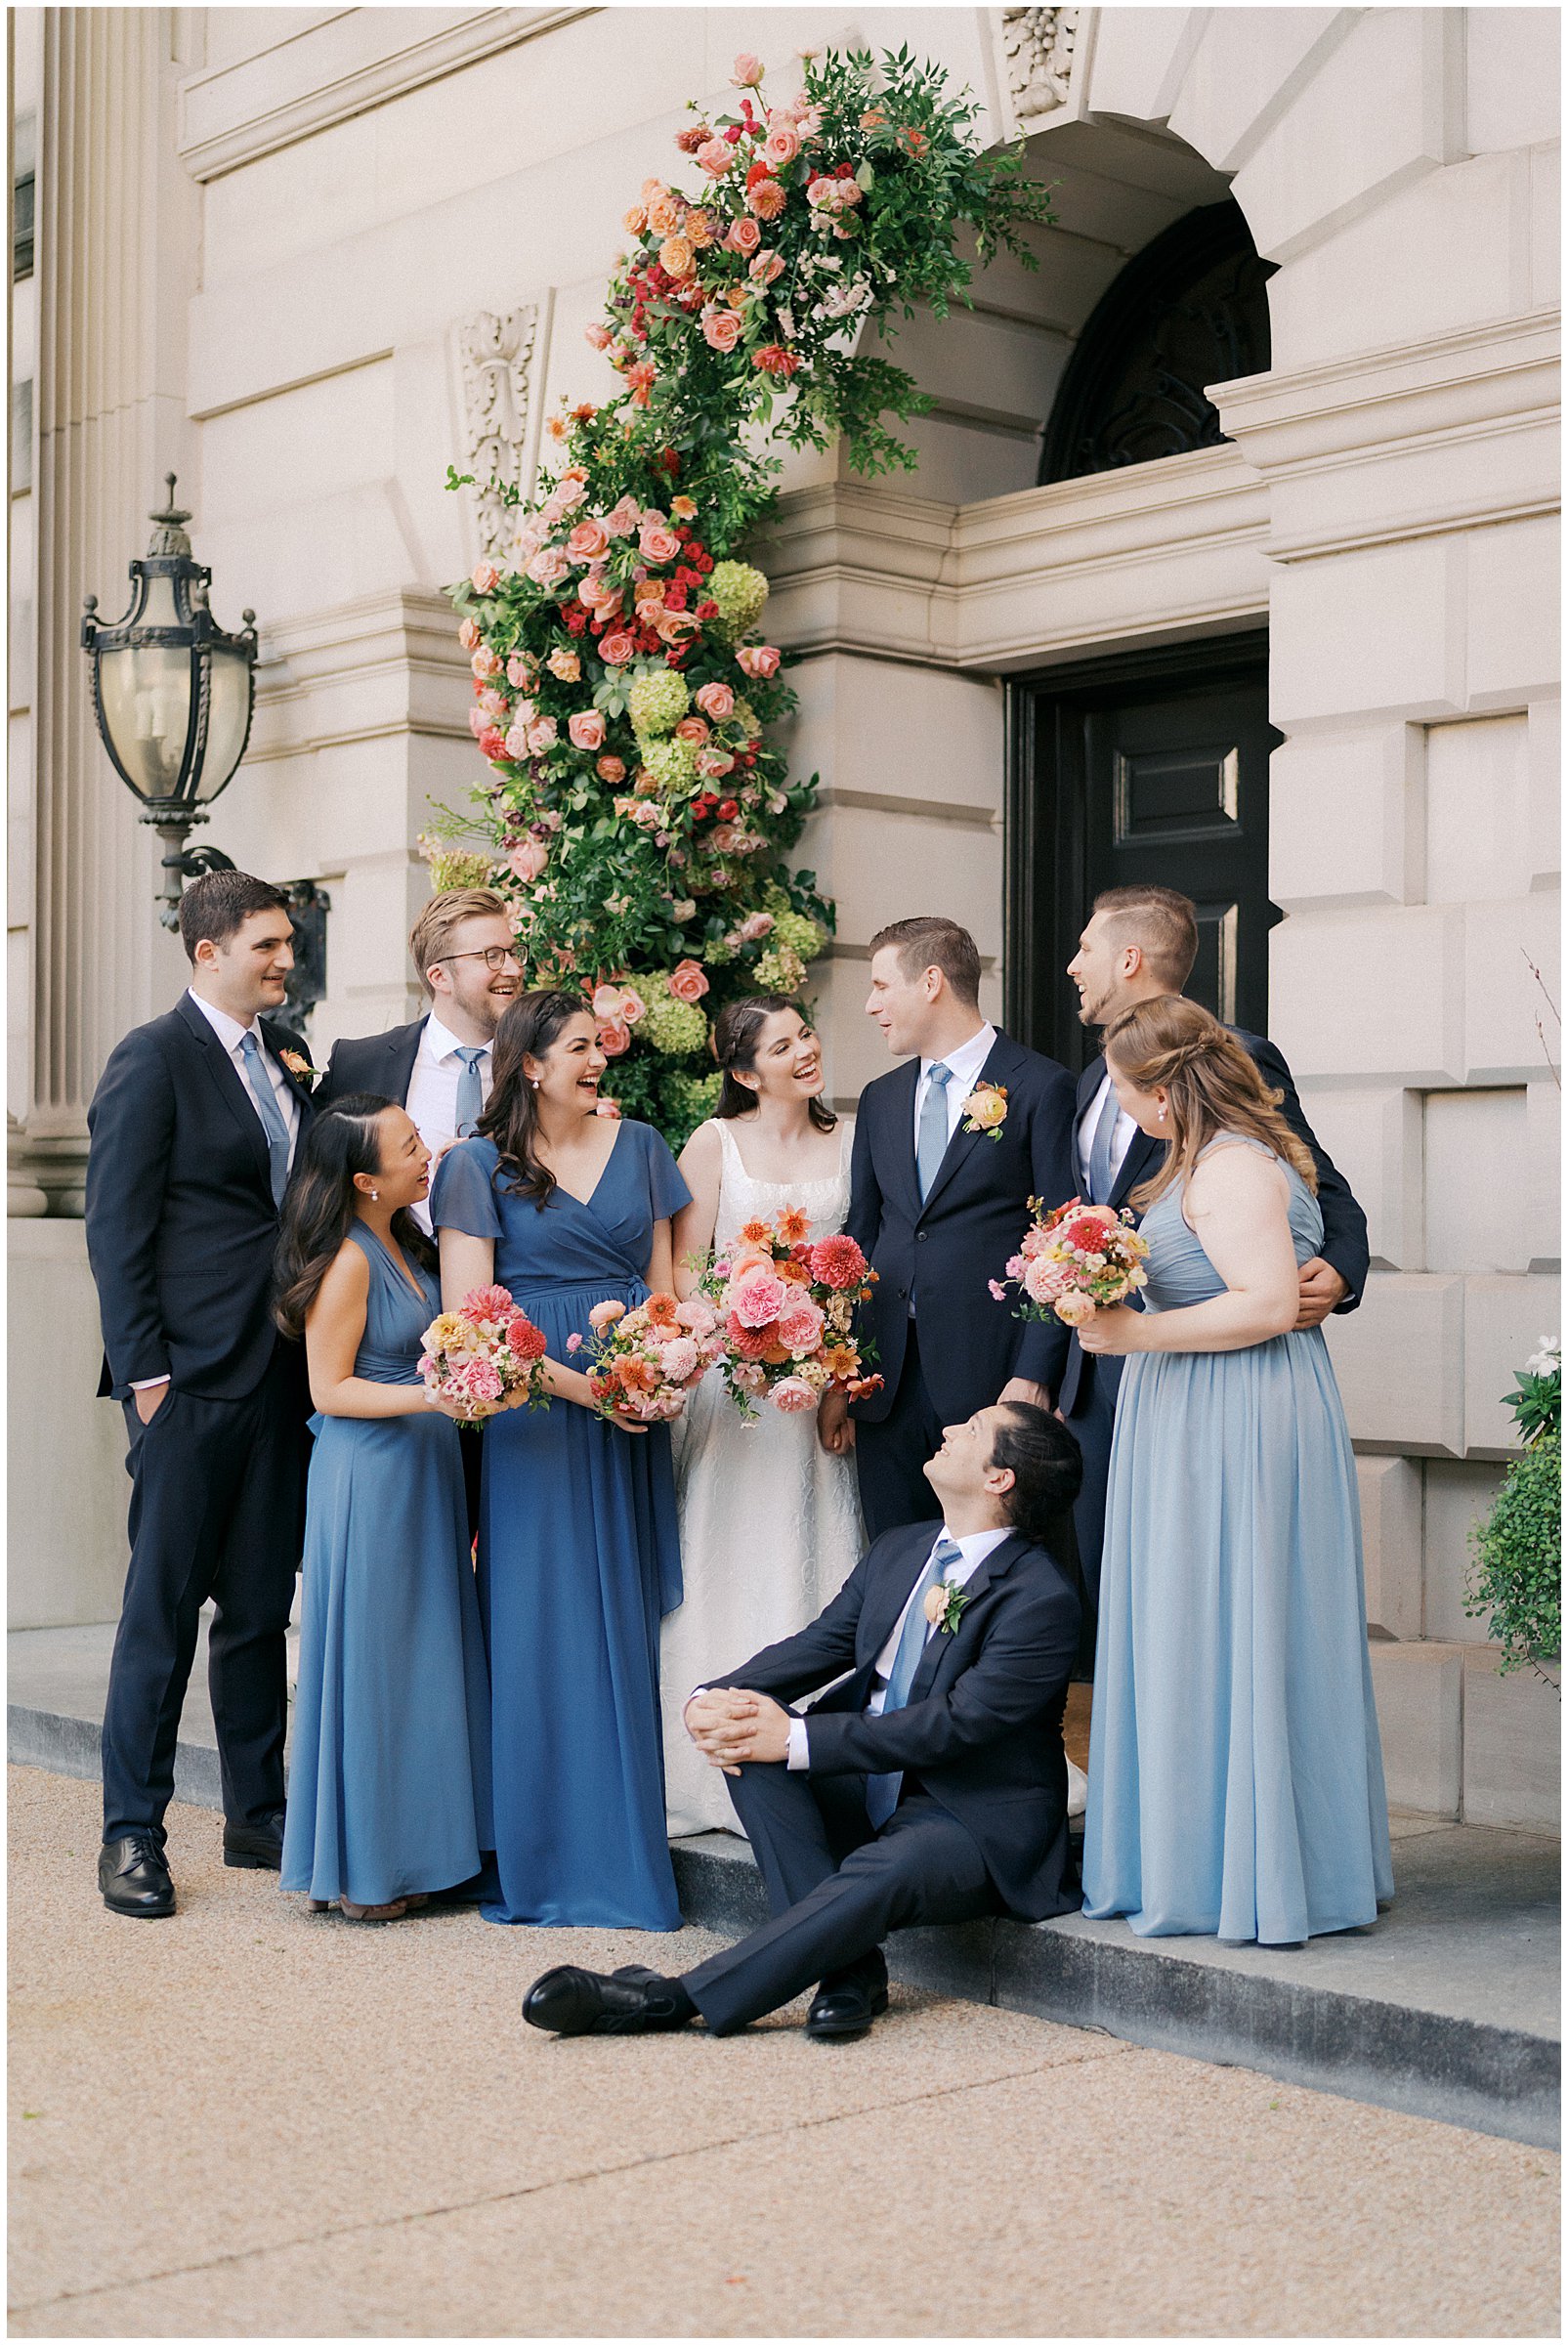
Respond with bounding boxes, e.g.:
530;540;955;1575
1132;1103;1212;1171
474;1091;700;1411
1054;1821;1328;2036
786;1718;810;1770
129;1376;171;1390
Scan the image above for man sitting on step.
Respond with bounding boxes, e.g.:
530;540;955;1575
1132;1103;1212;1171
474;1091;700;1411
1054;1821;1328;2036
524;1401;1082;2043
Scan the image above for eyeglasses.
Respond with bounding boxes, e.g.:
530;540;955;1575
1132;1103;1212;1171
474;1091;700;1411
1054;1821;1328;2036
432;947;523;972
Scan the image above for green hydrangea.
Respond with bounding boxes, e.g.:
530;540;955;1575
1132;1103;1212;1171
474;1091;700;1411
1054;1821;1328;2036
659;1069;723;1145
705;561;769;645
755;946;808;995
771;911;825;962
703;930;740;964
639;989;710;1055
628;669;691;740
429;848;497;891
762;880;792;917
731;697;762;739
639;737;699;796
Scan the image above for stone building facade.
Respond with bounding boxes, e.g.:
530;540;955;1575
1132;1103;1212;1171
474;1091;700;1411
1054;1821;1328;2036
9;6;1560;1826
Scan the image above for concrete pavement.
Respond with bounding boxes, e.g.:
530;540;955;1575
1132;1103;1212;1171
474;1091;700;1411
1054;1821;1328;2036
9;1768;1560;2338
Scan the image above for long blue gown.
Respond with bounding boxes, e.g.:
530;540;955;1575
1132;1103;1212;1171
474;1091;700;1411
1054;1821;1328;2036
281;1222;492;1908
430;1119;690;1929
1082;1138;1393;1944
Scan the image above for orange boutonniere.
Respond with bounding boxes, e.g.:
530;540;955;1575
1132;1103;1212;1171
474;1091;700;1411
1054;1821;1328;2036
961;1084;1008;1141
923;1578;973;1636
278;1049;324;1089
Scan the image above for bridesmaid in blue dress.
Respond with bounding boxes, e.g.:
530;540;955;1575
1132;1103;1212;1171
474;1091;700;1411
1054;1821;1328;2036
430;991;691;1929
275;1095;495;1922
1079;998;1392;1946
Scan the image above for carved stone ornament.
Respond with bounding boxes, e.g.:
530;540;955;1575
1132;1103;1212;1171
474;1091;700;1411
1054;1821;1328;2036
456;305;540;559
1001;8;1080;122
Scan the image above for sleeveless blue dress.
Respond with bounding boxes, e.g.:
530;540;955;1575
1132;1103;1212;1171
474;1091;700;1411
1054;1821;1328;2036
281;1223;492;1908
1082;1139;1393;1944
430;1120;690;1929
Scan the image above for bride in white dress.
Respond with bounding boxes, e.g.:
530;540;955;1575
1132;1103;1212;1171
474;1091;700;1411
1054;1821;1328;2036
663;996;865;1836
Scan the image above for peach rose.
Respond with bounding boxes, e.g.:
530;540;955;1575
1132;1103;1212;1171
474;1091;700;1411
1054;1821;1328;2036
596;754;627;784
622;203;648;234
583;321;614;351
674;716;709;747
1053;1292;1096;1328
731;51;764;87
696;138;735;178
596;1020;630;1058
503;724;530;760
639;519;682;564
547;647;581;683
648;192;683;236
745;178;787;222
702;307;742;354
567;518;610;562
697;746;735;780
588;1299;627;1332
763;123;800;167
591;983;626;1021
568;710;607;752
726;216;762;256
470;560;499;594
595;1098;622;1121
695;681;735;721
658;235;695;280
668;959;709;1003
684;209;715;249
458;618;481;651
735;643;782;679
506;653;533;688
470;647;502;681
526;548;569;588
506;838;548;882
618;987;647;1024
725;285;751;313
604;494;642;538
599;632;635;665
525;715;558;754
748;250;784;288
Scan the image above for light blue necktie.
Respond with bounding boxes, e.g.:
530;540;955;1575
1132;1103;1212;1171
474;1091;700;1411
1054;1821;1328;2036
865;1535;964;1829
453;1046;487;1138
238;1031;291;1208
916;1062;954;1201
1087;1079;1121;1205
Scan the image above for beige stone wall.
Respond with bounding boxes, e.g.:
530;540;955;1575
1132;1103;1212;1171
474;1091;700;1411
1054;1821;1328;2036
8;9;1560;1829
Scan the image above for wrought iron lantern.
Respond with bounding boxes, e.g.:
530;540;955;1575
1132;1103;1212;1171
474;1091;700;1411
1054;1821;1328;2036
81;476;258;928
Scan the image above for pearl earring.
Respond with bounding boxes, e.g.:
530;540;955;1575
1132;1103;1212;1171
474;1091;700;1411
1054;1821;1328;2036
369;1187;380;1200
1157;1105;1166;1124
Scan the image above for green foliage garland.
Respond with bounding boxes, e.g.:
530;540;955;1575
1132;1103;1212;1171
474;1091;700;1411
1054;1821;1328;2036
441;45;1053;1145
1466;1343;1561;1684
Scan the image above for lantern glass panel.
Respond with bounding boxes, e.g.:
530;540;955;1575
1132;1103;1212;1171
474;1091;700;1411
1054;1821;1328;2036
200;641;252;802
96;641;194;804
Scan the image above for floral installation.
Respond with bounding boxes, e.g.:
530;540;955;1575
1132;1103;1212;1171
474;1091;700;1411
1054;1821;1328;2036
439;45;1053;1149
694;1210;882;1420
570;1292;725;1424
278;1049;325;1089
923;1577;974;1636
418;1284;550;1423
992;1198;1151;1329
961;1083;1008;1141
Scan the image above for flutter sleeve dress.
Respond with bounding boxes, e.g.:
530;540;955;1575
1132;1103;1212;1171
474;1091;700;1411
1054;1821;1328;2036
430;1118;691;1929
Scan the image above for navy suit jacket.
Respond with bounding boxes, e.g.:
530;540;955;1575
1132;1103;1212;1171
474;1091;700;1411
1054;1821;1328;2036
846;1030;1078;1421
1058;1024;1372;1417
710;1521;1082;1922
316;1016;427;1112
85;994;317;1402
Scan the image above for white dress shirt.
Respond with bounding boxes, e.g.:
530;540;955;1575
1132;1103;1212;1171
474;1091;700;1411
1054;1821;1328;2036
911;1022;998;1161
784;1523;1012;1770
1076;1067;1137;1201
132;992;301;1392
404;1012;494;1235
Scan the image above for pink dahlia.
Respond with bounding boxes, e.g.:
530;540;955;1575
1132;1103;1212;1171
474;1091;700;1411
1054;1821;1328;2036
808;1234;868;1291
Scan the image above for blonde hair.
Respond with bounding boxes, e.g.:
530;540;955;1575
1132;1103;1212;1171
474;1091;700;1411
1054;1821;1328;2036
1104;995;1317;1211
408;887;511;998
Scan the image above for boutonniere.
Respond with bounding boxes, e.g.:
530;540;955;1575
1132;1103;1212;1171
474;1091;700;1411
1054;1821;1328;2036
278;1049;324;1089
923;1578;973;1637
961;1083;1008;1141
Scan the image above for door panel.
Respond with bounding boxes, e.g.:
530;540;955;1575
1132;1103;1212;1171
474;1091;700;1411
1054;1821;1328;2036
1004;634;1278;1071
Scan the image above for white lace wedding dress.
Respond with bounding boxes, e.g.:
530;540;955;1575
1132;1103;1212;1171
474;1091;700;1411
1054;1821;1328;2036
662;1116;866;1837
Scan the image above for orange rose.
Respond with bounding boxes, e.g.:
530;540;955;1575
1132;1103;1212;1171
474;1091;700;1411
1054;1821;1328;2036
647;193;683;237
658;236;695;279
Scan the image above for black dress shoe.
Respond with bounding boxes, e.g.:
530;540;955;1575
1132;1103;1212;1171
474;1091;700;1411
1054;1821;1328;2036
522;1964;696;2036
99;1832;176;1919
223;1812;285;1870
806;1976;889;2041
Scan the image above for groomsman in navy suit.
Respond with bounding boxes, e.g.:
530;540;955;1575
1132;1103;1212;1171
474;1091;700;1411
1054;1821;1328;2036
818;917;1078;1542
85;873;318;1917
1062;883;1371;1643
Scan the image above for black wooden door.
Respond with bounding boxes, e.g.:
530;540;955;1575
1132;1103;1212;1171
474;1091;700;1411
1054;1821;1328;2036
1004;633;1279;1072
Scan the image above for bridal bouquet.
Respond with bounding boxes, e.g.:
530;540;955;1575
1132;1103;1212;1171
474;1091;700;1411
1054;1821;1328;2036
992;1199;1150;1328
419;1284;551;1422
697;1210;881;1419
571;1293;723;1423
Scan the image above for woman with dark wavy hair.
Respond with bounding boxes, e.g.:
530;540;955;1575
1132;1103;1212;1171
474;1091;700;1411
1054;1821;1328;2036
429;990;692;1929
662;997;863;1837
1077;998;1391;1945
275;1095;494;1923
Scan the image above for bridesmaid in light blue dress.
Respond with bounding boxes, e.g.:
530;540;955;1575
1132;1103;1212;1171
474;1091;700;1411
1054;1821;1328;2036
431;991;691;1931
1079;999;1392;1946
277;1096;494;1921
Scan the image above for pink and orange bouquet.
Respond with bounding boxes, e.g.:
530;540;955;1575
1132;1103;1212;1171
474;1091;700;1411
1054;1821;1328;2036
419;1284;551;1423
571;1292;723;1424
992;1199;1150;1328
697;1209;881;1420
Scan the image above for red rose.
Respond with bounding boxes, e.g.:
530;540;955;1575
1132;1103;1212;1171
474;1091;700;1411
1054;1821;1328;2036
717;798;740;820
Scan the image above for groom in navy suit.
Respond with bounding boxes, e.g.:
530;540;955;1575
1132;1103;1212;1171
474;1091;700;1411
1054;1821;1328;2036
1061;883;1371;1642
85;872;318;1917
817;917;1078;1541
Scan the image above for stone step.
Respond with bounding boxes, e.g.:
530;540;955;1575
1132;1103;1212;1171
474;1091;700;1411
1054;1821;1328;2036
11;1621;1559;2153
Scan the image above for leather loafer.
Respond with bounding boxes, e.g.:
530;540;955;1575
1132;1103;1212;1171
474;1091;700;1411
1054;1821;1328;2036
223;1812;285;1870
806;1977;889;2041
99;1832;176;1919
522;1964;695;2037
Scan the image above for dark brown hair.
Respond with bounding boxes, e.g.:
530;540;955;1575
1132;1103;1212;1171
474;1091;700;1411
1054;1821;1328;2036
274;1094;436;1339
713;996;837;1131
479;989;596;1208
989;1402;1083;1545
868;916;982;1009
177;871;291;966
1091;885;1200;992
1103;996;1317;1211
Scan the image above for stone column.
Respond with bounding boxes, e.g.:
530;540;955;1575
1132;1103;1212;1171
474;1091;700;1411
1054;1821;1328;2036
18;7;197;1214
